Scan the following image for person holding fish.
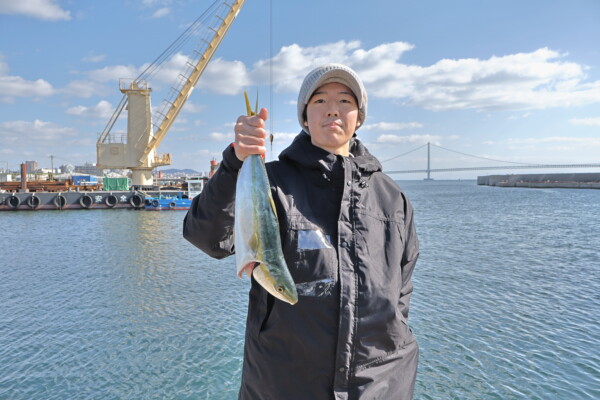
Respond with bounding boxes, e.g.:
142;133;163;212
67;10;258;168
184;63;419;399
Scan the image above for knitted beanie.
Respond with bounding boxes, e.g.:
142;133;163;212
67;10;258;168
297;63;367;134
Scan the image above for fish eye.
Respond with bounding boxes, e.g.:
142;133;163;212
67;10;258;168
276;286;284;293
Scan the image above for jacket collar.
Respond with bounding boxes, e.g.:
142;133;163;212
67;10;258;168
279;131;382;175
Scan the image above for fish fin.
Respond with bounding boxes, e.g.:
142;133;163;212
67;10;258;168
238;262;258;278
248;231;259;251
268;192;278;218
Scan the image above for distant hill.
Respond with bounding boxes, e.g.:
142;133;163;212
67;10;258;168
160;168;201;175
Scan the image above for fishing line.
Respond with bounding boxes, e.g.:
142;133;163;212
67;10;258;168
269;0;274;160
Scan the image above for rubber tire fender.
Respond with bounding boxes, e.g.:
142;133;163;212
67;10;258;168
129;193;144;208
79;194;93;209
7;194;21;209
105;194;118;208
27;195;40;209
54;194;66;209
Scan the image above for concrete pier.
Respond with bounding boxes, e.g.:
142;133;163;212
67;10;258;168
477;173;600;189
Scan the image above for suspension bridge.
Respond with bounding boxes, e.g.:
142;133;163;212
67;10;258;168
383;142;600;179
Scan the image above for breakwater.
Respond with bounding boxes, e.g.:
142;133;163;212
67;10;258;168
477;172;600;189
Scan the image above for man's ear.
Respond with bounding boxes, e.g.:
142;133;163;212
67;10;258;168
303;121;308;126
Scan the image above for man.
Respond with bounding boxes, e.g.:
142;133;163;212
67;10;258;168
184;63;419;399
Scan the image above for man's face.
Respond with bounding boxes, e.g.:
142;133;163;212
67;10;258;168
304;82;360;156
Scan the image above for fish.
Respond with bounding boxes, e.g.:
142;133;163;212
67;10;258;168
234;92;298;305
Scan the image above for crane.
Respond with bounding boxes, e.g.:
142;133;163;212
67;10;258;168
96;0;245;188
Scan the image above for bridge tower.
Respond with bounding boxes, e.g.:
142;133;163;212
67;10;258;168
425;142;433;180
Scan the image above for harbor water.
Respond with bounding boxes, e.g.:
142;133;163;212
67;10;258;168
1;181;598;399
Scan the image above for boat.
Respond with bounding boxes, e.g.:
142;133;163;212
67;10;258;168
186;176;206;199
144;192;191;210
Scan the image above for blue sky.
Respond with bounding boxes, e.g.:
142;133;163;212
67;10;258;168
1;0;599;179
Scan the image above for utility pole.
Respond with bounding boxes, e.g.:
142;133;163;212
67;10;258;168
49;155;55;181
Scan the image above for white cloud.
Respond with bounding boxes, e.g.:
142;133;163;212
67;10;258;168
181;102;206;114
250;41;370;92
66;100;114;119
82;53;107;63
569;117;600;126
74;41;600;113
362;122;423;131
0;57;8;75
0;58;55;99
509;112;532;120
198;58;250;95
141;0;168;6
259;42;599;111
209;132;232;142
206;41;600;111
62;80;110;98
150;7;170;18
508;136;600;146
0;119;78;143
270;132;298;143
87;64;143;83
0;76;54;98
0;0;71;21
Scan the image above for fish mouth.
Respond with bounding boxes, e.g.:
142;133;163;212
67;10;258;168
252;264;298;305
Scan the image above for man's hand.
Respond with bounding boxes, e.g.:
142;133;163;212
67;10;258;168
233;107;268;161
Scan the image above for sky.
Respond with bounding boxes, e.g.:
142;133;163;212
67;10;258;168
1;0;599;179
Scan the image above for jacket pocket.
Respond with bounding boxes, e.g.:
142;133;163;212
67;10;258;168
247;279;273;339
354;318;417;372
353;305;417;370
281;216;338;285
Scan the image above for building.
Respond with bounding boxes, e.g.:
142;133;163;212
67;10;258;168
25;160;38;172
75;162;105;176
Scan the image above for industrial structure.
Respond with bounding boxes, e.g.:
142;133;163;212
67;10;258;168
1;1;243;211
96;0;245;188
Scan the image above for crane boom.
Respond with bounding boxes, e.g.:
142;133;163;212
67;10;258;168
96;0;245;188
139;0;245;164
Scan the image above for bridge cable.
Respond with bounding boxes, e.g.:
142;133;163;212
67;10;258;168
380;143;428;163
429;143;541;166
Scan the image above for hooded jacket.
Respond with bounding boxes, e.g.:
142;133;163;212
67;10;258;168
183;132;419;399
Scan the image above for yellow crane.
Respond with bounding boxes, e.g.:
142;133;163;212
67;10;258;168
97;0;245;188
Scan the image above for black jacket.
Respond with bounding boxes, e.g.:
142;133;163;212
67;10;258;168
184;132;419;399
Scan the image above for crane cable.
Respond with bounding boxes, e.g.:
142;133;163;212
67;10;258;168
136;0;222;83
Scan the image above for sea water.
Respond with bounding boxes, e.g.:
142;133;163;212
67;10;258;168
1;181;598;399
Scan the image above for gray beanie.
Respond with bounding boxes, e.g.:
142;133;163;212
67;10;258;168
297;63;367;134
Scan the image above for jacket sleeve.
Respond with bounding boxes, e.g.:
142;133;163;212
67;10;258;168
183;144;243;259
399;193;420;320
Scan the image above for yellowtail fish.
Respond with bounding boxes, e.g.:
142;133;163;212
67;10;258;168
234;92;298;305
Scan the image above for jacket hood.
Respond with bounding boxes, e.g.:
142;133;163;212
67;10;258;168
278;131;382;176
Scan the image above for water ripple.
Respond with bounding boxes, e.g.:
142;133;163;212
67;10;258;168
1;184;599;399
